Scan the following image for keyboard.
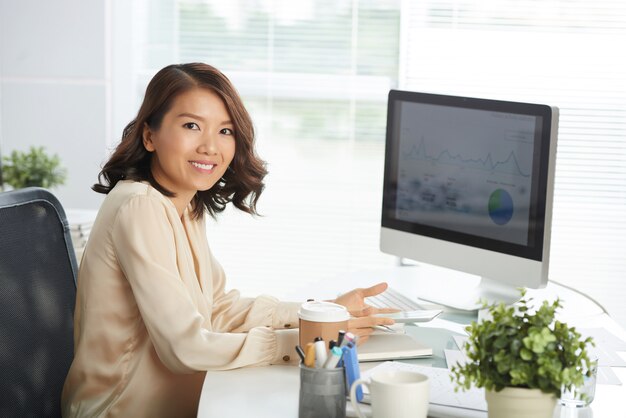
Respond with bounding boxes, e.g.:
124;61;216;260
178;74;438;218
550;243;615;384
367;287;442;323
366;286;422;311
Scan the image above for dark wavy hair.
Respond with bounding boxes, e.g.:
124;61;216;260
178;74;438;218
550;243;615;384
93;63;267;219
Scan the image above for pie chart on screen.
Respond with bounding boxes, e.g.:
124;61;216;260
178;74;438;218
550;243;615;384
488;189;514;225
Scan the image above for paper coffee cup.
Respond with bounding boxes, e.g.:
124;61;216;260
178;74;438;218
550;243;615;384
298;301;350;347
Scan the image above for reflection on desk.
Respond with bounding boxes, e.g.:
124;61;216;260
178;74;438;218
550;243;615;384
200;366;299;417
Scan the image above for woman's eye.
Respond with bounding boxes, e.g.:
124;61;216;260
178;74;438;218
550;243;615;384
220;128;234;135
183;122;200;130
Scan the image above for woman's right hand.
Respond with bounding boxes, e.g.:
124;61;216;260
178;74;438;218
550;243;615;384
347;313;395;345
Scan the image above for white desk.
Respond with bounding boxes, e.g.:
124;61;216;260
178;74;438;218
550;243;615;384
198;266;626;418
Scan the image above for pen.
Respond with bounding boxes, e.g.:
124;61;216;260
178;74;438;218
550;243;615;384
295;345;306;363
323;346;343;369
340;332;355;348
314;337;327;368
337;330;346;347
328;339;337;350
342;343;363;401
304;343;316;368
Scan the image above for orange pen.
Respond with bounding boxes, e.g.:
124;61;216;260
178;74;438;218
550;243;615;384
304;342;316;368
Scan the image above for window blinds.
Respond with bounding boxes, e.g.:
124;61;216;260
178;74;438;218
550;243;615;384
400;0;626;325
135;0;626;326
136;0;401;298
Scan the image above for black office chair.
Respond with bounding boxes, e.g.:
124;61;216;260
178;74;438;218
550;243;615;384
0;187;78;417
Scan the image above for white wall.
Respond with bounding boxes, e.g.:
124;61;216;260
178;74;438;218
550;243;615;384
0;0;134;209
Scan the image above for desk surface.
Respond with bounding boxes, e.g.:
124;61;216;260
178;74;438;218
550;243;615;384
198;266;626;418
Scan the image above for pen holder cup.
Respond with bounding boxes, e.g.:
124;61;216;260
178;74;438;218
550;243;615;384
298;364;346;418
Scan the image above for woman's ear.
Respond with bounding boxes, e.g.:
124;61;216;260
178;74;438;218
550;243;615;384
142;122;155;152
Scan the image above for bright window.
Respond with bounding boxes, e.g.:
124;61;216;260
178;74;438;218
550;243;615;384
134;0;626;325
135;0;401;299
400;0;626;324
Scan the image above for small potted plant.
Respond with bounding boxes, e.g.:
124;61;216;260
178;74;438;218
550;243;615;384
1;146;67;190
451;289;595;418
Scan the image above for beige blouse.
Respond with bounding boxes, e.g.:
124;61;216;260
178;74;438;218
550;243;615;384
61;181;301;418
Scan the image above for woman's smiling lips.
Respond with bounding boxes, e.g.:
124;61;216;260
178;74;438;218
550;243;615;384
189;160;216;173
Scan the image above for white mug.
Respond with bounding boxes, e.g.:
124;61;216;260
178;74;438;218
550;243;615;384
350;370;429;418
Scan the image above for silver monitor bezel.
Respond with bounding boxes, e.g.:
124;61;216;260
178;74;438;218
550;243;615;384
380;90;558;289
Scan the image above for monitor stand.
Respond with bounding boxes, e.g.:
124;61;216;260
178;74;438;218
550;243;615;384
417;275;522;311
392;260;524;311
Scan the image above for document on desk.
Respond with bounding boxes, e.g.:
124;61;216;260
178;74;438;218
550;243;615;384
444;349;469;369
452;335;469;350
575;327;626;368
358;333;432;362
579;328;626;351
360;361;487;412
597;366;622;385
591;345;626;367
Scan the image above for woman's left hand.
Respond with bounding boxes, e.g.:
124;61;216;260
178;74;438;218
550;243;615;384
333;282;400;344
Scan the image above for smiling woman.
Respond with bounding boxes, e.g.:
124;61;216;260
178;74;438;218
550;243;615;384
141;88;236;216
60;63;396;418
93;63;266;220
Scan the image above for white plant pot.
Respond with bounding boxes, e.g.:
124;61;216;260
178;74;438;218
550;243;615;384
485;387;556;418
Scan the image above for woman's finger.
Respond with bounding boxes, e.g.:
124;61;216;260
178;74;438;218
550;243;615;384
348;305;375;317
348;316;375;329
350;316;374;328
373;316;395;327
349;315;395;329
360;282;388;298
351;326;374;339
347;308;367;317
367;306;401;315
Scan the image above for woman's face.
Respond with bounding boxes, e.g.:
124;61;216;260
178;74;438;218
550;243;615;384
142;87;236;207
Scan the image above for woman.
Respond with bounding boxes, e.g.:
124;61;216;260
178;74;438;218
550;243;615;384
61;63;395;417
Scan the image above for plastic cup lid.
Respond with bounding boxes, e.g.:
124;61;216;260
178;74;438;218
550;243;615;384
298;301;350;322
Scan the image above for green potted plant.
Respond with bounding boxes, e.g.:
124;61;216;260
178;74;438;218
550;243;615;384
451;289;595;418
1;146;67;190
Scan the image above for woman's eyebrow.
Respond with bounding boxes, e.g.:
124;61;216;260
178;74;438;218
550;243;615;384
177;113;232;126
177;112;205;121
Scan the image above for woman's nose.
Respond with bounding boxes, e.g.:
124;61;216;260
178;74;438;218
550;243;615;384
197;133;218;155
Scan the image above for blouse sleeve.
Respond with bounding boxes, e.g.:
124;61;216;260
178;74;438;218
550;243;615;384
111;195;300;374
208;248;301;334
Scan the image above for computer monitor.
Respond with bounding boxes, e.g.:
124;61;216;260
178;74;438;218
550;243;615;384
380;90;558;310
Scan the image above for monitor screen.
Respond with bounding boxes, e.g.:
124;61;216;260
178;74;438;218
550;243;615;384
380;90;558;306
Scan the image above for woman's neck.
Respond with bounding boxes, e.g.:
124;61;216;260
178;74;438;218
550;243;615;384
169;193;194;218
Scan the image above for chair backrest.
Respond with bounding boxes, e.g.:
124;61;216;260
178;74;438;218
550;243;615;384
0;187;78;418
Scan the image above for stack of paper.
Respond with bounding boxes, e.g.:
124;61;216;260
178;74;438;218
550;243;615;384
358;333;432;362
65;209;98;264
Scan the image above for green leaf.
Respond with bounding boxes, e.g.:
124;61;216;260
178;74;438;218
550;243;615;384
2;146;66;189
449;288;594;397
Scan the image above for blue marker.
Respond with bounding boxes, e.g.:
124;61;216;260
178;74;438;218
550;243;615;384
342;343;363;402
338;332;355;368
